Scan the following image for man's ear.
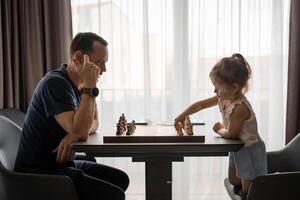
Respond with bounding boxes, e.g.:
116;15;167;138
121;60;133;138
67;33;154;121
72;51;83;64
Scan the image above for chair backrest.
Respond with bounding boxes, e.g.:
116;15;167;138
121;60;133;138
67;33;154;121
285;133;300;171
0;108;26;129
0;116;22;171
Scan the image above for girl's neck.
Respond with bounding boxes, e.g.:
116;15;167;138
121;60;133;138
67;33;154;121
229;92;244;103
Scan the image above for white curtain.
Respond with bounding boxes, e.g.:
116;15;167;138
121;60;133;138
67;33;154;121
71;0;290;199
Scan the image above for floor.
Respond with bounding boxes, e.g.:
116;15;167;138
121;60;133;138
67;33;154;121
97;157;232;200
126;194;230;200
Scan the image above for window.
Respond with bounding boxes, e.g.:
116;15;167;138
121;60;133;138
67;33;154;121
71;0;290;199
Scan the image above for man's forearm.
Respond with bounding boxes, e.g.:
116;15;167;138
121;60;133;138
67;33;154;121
72;94;96;140
89;104;99;134
89;119;98;134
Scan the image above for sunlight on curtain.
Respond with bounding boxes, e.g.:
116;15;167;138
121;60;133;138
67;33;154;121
71;0;290;199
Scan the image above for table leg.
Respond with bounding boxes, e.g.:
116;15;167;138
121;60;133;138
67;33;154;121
133;157;183;200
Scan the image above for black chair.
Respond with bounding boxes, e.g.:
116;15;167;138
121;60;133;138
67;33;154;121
0;107;96;162
0;108;26;128
0;116;79;200
225;133;300;200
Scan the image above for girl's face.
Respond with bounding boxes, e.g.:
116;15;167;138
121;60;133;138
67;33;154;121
212;77;238;101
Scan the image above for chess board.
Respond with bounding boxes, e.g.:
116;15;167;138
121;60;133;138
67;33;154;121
103;134;205;143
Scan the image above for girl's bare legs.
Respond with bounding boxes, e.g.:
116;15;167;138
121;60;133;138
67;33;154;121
228;166;242;186
228;167;253;200
239;180;252;200
242;179;252;193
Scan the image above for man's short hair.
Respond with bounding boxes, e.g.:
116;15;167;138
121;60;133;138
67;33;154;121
70;32;108;55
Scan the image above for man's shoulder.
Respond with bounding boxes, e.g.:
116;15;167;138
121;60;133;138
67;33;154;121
44;65;68;82
41;67;71;89
32;65;73;99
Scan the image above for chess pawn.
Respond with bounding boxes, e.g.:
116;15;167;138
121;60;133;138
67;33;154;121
131;120;136;133
175;122;183;136
184;116;194;135
116;123;123;135
123;119;127;132
126;123;132;135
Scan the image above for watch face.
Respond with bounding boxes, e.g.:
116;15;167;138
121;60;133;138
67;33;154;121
91;87;99;97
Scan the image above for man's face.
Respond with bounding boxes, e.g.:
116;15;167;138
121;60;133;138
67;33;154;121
88;41;108;76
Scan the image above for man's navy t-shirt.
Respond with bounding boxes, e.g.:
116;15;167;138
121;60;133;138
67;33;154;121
14;64;81;173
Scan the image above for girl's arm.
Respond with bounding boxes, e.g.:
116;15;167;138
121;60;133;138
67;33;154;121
213;103;250;139
175;95;219;125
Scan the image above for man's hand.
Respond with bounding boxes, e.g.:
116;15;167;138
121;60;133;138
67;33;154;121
76;54;100;88
52;134;78;164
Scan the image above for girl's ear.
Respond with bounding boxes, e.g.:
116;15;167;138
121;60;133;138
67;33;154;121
233;83;242;94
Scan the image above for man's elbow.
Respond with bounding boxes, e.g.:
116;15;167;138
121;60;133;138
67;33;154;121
77;135;88;141
71;129;89;141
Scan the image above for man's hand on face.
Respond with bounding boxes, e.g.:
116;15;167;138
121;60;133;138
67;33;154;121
52;134;78;164
76;54;100;88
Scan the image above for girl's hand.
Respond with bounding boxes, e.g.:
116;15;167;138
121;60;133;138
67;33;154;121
213;122;224;134
174;114;187;128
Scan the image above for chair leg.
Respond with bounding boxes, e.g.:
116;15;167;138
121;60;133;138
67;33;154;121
224;178;242;200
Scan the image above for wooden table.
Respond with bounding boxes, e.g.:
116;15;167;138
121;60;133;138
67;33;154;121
73;125;243;200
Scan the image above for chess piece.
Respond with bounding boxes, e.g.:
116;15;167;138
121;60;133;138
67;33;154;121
116;113;128;135
119;113;127;133
184;116;194;135
175;122;183;136
120;113;125;121
116;123;123;135
126;124;132;135
132;120;136;133
126;120;136;135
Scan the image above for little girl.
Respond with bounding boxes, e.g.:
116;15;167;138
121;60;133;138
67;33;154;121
174;53;267;200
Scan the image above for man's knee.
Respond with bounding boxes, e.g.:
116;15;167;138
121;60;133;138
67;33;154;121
112;188;125;200
119;170;130;191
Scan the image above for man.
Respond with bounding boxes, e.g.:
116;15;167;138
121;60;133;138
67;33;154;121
14;32;129;200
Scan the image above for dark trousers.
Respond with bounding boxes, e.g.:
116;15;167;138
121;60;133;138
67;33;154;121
48;160;130;200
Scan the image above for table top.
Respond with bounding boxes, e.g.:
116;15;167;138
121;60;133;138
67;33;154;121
73;125;244;157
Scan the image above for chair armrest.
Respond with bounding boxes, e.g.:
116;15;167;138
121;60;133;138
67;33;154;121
247;172;300;200
267;149;289;173
1;168;79;200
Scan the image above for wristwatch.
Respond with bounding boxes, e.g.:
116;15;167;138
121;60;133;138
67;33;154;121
81;87;99;97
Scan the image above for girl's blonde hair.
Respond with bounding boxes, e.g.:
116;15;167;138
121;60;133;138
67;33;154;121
209;53;251;93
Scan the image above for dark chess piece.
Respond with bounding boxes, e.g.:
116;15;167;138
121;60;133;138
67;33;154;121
116;123;123;135
126;124;133;135
126;120;136;135
131;120;136;132
119;113;127;132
